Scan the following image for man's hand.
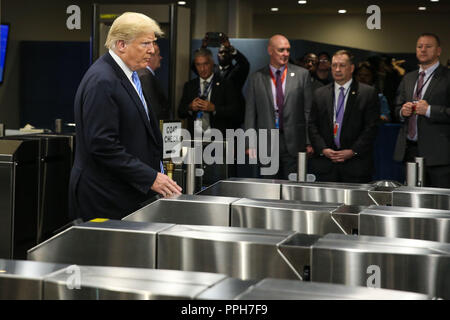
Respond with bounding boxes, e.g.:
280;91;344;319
246;148;257;159
196;99;215;112
415;100;429;116
151;172;182;198
189;98;204;111
306;145;314;156
322;148;354;162
220;33;231;48
401;102;414;117
322;148;337;159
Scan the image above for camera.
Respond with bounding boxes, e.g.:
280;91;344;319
206;32;223;47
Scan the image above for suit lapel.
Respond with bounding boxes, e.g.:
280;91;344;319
284;64;295;103
327;83;335;127
263;66;275;114
407;70;419;101
209;74;220;103
341;80;358;130
422;65;443;101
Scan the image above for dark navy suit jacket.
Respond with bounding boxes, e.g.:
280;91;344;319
68;52;163;221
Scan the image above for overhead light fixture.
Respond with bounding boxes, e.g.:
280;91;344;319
338;9;347;14
418;6;427;10
178;1;186;5
430;0;439;2
298;0;307;4
271;7;279;12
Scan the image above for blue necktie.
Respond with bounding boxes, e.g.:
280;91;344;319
132;71;164;174
132;71;150;121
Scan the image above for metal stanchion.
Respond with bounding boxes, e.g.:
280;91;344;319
185;147;196;195
406;162;418;187
297;152;307;182
55;119;62;134
415;157;425;187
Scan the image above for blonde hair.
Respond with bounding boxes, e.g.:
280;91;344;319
105;12;164;50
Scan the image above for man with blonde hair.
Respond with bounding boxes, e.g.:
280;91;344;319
69;12;181;221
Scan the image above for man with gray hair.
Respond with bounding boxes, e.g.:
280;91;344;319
178;48;240;136
69;12;181;221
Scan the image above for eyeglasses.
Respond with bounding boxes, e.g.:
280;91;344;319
319;59;330;63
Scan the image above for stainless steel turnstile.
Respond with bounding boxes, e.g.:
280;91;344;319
28;220;174;268
123;194;361;235
359;205;450;242
235;278;430;300
309;234;450;299
1;259;430;300
157;224;297;280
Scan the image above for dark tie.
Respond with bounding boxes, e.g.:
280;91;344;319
276;70;285;129
334;87;345;148
408;71;426;139
202;80;210;99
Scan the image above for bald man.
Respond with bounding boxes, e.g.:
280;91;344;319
245;34;313;179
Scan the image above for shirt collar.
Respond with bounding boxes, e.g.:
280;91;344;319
334;78;353;91
146;66;156;76
109;49;134;82
269;64;287;75
419;60;440;76
200;73;214;84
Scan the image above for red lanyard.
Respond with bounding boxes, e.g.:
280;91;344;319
269;67;288;88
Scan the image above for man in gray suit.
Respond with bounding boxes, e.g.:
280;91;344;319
245;34;313;179
394;33;450;188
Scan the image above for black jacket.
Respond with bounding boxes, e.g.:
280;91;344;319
308;80;380;178
178;73;241;136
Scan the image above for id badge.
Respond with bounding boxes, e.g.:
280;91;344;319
194;118;203;132
333;122;339;138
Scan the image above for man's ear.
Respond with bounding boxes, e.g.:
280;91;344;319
116;40;127;53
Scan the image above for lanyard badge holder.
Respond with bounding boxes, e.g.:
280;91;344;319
269;68;287;130
196;81;213;132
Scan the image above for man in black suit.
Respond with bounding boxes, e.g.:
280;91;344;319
216;34;250;127
309;50;380;183
68;12;181;221
178;48;240;137
394;33;450;188
138;42;170;121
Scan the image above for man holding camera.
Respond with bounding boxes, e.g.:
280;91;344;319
193;32;249;128
394;33;450;188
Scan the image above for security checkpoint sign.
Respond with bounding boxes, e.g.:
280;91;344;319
162;122;182;159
